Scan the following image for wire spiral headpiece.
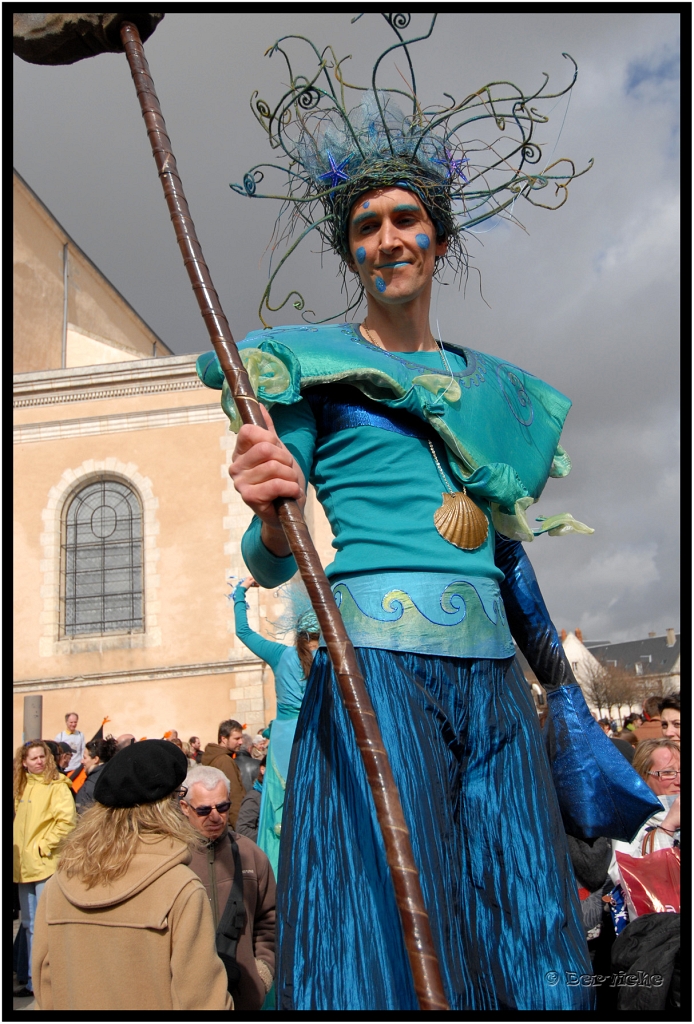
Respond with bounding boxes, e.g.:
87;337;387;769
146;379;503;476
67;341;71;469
230;13;592;325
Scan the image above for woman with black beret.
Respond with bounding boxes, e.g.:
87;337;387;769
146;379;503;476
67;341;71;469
31;740;232;1011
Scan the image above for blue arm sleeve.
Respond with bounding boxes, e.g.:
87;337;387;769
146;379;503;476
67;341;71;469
233;586;287;671
495;535;664;843
240;399;317;589
494;534;576;693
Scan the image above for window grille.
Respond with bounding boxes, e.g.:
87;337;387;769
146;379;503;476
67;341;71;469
61;478;143;636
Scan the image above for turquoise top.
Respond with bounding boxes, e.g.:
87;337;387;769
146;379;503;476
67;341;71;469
202;326;588;660
244;355;505;581
233;586;306;719
233;585;307;879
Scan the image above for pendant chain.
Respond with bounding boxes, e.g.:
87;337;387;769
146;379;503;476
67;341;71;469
360;321;379;348
428;440;458;496
360;322;461;497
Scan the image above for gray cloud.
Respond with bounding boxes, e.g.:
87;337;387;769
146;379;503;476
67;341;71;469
13;12;680;643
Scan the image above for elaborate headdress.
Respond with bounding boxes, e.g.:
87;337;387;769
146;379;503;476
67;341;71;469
231;13;591;326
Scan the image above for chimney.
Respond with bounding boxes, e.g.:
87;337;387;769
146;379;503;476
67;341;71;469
575;627;584;643
560;629;567;642
666;628;676;647
648;632;656;638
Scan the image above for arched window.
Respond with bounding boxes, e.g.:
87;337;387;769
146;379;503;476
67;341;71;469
61;477;143;636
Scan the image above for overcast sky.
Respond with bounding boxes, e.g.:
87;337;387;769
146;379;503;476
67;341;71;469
14;12;680;643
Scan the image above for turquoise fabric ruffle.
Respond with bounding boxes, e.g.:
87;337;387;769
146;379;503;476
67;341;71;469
197;324;572;513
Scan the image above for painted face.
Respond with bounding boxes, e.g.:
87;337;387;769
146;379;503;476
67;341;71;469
23;746;47;775
180;780;230;841
646;747;680;796
660;709;680;741
347;187;447;305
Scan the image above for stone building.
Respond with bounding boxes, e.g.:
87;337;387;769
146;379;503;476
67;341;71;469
13;170;333;748
587;630;680;696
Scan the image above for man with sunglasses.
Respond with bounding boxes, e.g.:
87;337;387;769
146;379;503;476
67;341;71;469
180;765;276;1012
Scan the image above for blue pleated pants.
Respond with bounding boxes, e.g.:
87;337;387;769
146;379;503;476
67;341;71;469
276;649;594;1011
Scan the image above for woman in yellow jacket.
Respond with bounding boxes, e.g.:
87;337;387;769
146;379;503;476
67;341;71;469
13;740;76;998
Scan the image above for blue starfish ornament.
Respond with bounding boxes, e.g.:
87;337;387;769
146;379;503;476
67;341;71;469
434;148;469;182
318;151;353;189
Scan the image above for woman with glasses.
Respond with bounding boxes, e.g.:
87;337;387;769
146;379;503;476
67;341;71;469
13;740;76;999
632;737;680;840
608;739;680;890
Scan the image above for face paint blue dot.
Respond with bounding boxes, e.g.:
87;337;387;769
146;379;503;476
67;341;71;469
356;246;366;265
376;276;386;293
415;233;431;250
362;201;370;208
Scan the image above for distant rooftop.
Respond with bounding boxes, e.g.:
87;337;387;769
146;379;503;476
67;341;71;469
589;633;680;677
514;630;680;685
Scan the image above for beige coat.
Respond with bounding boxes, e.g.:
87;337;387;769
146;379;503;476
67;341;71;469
13;773;76;883
32;836;233;1011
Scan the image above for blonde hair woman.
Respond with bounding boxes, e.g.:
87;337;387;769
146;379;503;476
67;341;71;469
13;740;76;998
609;738;680;892
31;739;232;1012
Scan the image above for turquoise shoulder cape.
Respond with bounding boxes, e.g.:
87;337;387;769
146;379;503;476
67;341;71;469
197;324;592;541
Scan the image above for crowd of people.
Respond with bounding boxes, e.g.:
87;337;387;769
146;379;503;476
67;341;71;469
13;689;680;1010
595;694;681;761
13;716;274;1010
567;693;681;1010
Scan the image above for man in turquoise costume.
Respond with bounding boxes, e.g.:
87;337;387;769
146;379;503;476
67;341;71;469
198;16;660;1010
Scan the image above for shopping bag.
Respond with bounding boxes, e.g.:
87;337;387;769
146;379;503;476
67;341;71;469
615;847;680;917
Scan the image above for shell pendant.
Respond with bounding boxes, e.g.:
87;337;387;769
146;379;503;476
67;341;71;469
433;490;488;550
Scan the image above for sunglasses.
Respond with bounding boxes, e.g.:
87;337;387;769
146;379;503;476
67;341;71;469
184;800;232;817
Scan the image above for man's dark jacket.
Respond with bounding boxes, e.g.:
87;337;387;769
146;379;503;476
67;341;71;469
188;829;276;1012
235;748;260;792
